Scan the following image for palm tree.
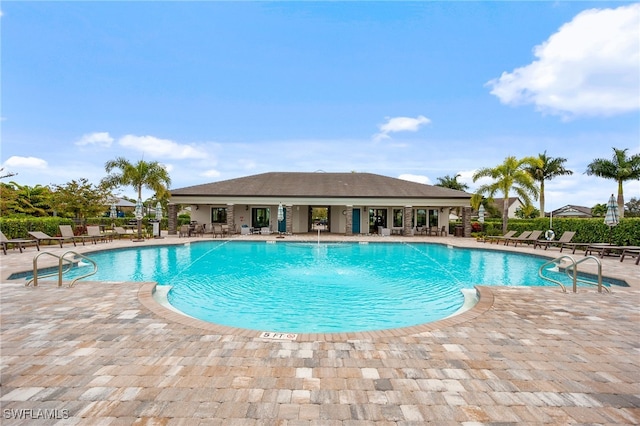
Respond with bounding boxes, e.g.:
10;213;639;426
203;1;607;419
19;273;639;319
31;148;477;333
435;174;469;192
526;151;573;217
102;158;171;239
585;148;640;218
473;156;539;233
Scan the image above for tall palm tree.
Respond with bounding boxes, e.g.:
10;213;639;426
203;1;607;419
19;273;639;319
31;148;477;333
526;151;573;217
585;148;640;218
473;156;539;233
102;158;171;238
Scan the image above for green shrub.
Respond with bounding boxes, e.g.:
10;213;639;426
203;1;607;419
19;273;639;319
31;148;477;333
497;217;640;246
0;217;75;239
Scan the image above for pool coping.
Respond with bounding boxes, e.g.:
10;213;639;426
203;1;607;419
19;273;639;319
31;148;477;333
138;282;495;342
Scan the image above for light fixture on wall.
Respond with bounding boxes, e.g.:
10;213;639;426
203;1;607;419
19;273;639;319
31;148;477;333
196;206;199;210
245;205;249;211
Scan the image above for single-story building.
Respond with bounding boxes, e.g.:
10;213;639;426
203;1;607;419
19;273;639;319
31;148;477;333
168;172;473;236
549;205;593;218
491;197;524;219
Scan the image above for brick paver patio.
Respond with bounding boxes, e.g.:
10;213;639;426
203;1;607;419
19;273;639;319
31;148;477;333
1;235;638;424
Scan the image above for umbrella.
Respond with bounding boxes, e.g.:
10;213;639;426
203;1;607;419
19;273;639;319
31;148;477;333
277;203;284;223
604;194;619;243
478;205;485;223
135;198;143;220
155;201;162;220
110;203;117;219
277;203;285;238
133;197;144;241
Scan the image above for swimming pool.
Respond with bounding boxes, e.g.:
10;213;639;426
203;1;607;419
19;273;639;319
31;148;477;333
41;241;593;333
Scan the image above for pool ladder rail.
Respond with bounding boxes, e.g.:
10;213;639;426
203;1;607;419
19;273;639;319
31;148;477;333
27;251;98;288
538;255;609;293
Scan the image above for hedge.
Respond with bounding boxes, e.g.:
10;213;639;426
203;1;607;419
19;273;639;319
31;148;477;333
0;217;163;239
468;217;640;246
4;216;638;247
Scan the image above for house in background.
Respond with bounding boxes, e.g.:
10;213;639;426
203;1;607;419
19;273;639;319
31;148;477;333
490;197;524;219
549;205;593;218
168;172;473;236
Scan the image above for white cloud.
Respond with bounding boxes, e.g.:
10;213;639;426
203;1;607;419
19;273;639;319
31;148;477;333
398;173;432;185
119;134;206;159
2;156;48;169
374;115;431;142
487;3;640;118
75;131;114;147
201;169;221;178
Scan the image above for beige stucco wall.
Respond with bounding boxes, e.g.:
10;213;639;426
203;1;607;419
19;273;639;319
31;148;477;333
178;202;455;235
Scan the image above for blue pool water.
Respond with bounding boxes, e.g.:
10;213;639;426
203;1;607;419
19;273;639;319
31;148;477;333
40;241;594;333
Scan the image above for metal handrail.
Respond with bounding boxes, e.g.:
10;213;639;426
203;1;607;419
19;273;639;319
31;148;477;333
565;255;608;293
64;252;98;287
27;251;97;288
538;254;608;293
27;252;74;287
538;255;572;292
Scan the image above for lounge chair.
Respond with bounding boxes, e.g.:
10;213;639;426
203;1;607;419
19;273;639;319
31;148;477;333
501;231;531;246
586;244;640;259
86;225;112;243
113;226;134;239
0;230;39;255
534;231;576;250
28;231;76;248
59;225;96;245
620;247;640;265
510;230;543;247
560;240;594;254
484;230;516;244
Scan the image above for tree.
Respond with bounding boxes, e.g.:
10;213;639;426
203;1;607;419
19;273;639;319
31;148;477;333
435;174;470;192
3;182;52;217
515;204;539;219
591;203;607;217
585;148;640;218
0;167;17;180
470;193;498;217
102;158;171;239
50;178;111;220
625;197;640;217
473;156;539;233
526;151;573;217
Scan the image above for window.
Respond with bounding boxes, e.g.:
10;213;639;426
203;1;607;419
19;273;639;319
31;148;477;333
429;209;439;227
368;208;388;233
211;207;227;224
252;207;270;228
393;209;403;227
416;209;427;227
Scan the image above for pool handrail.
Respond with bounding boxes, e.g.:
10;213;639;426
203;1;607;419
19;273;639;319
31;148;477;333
538;255;607;293
27;251;98;288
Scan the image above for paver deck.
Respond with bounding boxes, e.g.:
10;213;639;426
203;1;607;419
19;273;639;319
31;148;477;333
1;234;639;424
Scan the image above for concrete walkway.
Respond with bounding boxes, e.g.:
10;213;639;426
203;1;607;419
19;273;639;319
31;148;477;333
1;234;639;424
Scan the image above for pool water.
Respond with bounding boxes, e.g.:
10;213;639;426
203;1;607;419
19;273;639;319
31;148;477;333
48;241;586;333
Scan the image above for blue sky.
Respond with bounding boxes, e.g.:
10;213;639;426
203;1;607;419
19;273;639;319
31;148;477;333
2;1;639;211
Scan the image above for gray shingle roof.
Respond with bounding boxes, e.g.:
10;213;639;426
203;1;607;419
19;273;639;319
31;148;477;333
171;172;470;199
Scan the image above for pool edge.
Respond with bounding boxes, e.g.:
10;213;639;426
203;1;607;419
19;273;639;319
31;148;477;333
138;282;496;342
